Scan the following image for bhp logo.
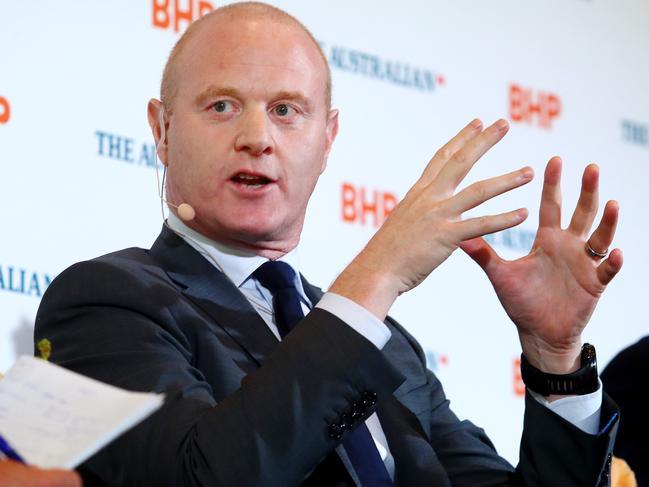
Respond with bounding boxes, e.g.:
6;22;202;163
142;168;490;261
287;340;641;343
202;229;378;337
513;357;525;397
341;182;398;227
509;84;561;129
152;0;214;33
0;96;10;124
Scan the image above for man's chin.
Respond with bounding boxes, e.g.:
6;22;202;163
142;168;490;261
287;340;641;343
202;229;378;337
236;226;299;251
202;219;301;254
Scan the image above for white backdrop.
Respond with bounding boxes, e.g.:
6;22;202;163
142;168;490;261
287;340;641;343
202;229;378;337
2;0;648;464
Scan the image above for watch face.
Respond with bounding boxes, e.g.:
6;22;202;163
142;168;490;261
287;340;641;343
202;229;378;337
582;343;597;366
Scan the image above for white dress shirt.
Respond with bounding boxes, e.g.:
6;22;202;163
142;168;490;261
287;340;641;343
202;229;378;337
166;213;602;478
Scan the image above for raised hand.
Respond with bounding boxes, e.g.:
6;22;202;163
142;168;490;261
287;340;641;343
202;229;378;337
461;157;623;373
330;119;532;320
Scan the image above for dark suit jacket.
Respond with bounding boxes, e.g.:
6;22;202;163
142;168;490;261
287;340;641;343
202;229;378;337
35;226;617;486
601;336;649;486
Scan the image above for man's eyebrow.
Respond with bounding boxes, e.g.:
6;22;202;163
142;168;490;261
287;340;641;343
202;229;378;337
275;91;315;114
194;86;241;107
273;90;311;109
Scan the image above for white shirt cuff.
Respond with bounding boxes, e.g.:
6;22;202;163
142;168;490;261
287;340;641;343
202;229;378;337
315;292;392;349
528;380;603;435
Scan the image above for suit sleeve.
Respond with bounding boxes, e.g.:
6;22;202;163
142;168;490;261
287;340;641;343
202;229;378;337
386;317;618;487
35;258;405;487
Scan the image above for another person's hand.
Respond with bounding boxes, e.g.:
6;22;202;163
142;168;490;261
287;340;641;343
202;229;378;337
331;119;532;318
461;157;622;375
0;460;82;487
611;457;637;487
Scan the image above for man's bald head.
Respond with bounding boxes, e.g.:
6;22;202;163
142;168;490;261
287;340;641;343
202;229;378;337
160;2;332;115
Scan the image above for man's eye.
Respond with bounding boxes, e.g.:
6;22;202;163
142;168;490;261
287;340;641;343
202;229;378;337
212;100;233;113
273;104;296;117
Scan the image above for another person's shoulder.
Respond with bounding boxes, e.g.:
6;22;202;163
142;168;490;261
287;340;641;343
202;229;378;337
602;335;649;380
613;336;649;361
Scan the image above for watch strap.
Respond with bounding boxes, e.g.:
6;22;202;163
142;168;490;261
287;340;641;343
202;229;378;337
520;343;599;396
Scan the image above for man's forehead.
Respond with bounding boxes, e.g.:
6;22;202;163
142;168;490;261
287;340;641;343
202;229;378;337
175;21;325;98
179;58;321;97
161;6;332;111
180;16;320;71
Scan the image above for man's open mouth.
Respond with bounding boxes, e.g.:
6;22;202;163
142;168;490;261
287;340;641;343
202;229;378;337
231;172;274;189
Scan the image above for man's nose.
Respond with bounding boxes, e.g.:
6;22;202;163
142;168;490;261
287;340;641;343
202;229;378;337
234;108;274;156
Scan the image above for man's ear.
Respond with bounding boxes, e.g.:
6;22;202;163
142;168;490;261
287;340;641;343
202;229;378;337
147;98;169;166
321;108;339;173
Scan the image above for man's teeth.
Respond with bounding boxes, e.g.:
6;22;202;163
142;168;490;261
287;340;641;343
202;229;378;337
233;174;270;185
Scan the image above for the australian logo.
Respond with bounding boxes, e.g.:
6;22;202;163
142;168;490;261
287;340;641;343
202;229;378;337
95;130;157;169
321;41;444;93
0;264;53;298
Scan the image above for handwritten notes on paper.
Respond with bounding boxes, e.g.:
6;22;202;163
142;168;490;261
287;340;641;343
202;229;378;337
0;356;164;468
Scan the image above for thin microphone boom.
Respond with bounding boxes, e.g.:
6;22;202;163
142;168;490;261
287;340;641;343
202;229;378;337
155;107;195;222
158;165;196;221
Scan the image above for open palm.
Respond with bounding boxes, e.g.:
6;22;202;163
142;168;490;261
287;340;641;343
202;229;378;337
461;157;623;372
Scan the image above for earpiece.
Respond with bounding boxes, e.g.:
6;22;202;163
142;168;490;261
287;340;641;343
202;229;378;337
155;105;195;221
156;106;166;154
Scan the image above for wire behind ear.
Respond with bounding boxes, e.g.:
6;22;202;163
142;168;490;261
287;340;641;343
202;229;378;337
153;105;195;222
156;106;167;154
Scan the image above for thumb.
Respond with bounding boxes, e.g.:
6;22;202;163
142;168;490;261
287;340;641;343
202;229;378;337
460;237;499;274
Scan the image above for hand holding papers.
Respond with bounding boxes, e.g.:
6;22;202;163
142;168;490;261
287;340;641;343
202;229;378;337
0;356;164;469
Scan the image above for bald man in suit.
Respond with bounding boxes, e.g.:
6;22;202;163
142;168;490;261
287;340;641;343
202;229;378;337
36;3;623;485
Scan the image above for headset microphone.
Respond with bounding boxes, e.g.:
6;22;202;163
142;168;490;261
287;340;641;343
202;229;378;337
155;106;196;222
165;199;196;222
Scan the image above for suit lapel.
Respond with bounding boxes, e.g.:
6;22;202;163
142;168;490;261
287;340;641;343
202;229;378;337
149;245;439;486
301;274;324;305
377;397;449;487
378;328;448;485
149;225;279;366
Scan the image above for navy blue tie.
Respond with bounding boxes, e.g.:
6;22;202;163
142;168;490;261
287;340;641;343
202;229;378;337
253;261;394;486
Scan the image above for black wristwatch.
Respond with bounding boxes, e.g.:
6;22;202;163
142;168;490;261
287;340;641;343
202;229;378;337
520;343;599;396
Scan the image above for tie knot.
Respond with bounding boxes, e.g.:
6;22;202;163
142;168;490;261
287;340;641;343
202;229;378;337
253;261;298;294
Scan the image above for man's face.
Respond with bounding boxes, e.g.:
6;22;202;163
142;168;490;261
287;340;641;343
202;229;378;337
153;16;338;255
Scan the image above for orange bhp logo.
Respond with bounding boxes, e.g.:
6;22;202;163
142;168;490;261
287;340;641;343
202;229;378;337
509;84;561;130
512;357;525;397
341;182;398;228
152;0;214;32
0;96;10;124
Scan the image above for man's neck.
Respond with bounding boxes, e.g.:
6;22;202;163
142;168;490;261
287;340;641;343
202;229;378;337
167;212;301;260
165;212;303;288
